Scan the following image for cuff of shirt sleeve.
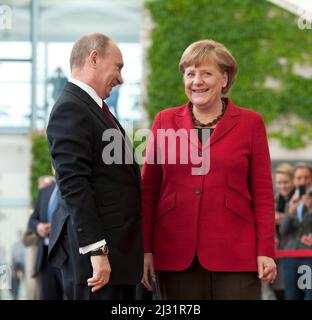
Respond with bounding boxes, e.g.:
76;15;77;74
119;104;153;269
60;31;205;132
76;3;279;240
79;239;106;254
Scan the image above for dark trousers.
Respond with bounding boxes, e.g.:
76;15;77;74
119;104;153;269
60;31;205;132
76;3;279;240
136;283;154;300
59;221;135;300
156;255;261;300
39;246;64;300
283;258;312;300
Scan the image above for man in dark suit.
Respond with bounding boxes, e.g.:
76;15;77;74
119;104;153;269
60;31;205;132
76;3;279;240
28;182;64;299
46;33;143;300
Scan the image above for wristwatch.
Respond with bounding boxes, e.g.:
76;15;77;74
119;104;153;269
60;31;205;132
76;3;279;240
90;244;109;256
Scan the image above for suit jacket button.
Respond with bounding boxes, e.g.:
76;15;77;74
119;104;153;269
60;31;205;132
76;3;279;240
195;188;201;195
77;228;83;232
198;150;202;157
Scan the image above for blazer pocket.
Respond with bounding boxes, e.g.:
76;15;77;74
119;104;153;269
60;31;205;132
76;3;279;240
226;173;253;223
227;172;252;201
153;192;176;223
225;191;254;223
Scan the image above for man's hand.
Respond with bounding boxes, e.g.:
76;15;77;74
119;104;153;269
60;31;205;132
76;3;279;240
257;256;277;284
142;253;156;292
36;223;51;237
87;255;111;293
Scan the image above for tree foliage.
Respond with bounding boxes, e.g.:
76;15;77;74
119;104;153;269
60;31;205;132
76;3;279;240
30;131;52;205
144;0;312;148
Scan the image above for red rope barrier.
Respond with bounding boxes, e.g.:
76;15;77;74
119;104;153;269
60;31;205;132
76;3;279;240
275;249;312;258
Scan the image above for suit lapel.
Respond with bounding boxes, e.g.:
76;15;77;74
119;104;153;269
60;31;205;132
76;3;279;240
64;82;113;129
64;82;139;178
109;112;141;178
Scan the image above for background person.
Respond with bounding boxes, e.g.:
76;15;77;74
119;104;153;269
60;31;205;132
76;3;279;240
280;162;312;300
262;163;295;300
10;230;26;300
23;175;55;300
28;179;64;300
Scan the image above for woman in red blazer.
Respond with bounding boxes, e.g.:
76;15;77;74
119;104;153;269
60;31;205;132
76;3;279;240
141;39;277;299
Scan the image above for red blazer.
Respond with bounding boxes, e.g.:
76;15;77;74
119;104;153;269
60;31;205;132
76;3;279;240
141;98;275;272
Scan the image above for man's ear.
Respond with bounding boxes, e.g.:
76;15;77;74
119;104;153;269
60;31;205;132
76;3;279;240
88;50;98;67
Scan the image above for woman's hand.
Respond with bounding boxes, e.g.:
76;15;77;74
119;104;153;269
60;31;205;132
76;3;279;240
142;253;156;291
257;256;277;284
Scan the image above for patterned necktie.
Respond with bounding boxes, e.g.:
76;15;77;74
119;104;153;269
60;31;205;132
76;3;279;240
102;101;118;128
47;185;59;223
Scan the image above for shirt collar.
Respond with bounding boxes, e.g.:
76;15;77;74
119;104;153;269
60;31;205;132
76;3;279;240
69;78;102;109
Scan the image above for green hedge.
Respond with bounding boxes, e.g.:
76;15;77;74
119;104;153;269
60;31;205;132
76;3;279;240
30;131;52;205
144;0;312;148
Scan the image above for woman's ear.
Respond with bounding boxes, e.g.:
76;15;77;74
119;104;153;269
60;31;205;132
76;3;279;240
222;72;228;88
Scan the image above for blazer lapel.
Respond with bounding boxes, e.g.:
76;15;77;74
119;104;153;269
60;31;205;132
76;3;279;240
175;102;202;149
175;99;240;152
204;98;240;149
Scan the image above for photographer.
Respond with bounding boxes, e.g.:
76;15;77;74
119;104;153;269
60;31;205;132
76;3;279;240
280;162;312;300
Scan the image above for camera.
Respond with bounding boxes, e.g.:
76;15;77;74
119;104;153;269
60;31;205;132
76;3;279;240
298;185;306;197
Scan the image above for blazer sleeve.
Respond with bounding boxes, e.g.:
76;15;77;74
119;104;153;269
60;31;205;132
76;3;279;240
47;101;103;247
141;112;163;252
249;114;275;258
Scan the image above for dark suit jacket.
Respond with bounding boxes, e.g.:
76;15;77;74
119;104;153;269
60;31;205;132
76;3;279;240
46;82;143;285
28;183;60;275
280;203;311;250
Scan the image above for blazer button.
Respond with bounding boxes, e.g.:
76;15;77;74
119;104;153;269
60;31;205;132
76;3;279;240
198;150;202;157
195;188;201;195
77;227;83;232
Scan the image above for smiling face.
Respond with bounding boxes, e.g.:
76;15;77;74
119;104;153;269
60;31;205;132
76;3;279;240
94;42;124;99
183;59;228;110
294;167;312;188
276;173;294;197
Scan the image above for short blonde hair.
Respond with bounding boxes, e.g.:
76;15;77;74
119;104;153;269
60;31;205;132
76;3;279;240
275;163;294;180
179;39;238;94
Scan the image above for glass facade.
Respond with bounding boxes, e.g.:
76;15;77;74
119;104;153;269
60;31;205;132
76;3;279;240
0;0;142;131
0;1;142;299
